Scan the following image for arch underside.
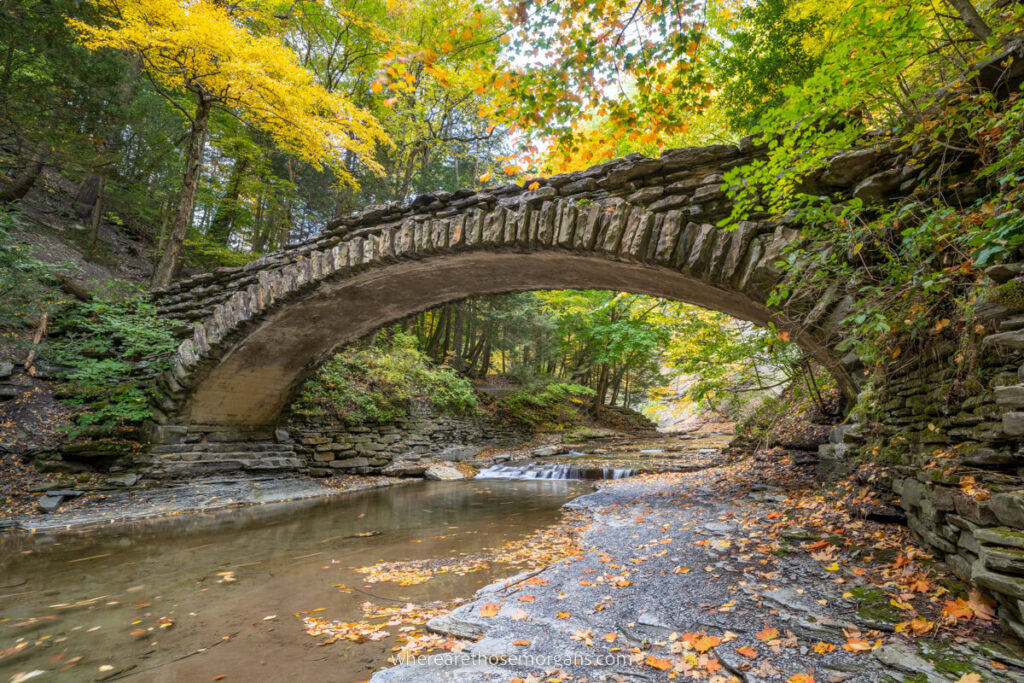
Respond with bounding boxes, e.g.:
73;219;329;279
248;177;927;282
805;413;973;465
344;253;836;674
181;250;848;428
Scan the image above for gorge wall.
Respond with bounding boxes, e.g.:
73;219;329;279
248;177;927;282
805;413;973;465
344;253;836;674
818;270;1024;639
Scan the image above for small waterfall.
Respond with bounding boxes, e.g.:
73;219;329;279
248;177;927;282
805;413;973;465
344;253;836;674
475;464;637;480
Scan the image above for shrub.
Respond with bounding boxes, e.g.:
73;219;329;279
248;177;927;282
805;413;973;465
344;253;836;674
0;207;67;332
498;382;595;428
47;283;181;437
292;332;478;425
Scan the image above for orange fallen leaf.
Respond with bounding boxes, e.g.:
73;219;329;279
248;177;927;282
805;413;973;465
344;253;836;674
787;674;814;683
602;632;617;642
736;645;758;659
512;639;530;646
517;595;536;602
842;638;874;652
479;602;500;617
644;655;672;670
943;597;973;621
695;635;720;653
755;626;779;642
556;611;570;619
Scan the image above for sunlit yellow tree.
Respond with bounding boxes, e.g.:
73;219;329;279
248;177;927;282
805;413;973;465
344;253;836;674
70;0;389;287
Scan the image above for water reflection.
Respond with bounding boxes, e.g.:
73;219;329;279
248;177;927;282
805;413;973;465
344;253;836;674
0;479;588;683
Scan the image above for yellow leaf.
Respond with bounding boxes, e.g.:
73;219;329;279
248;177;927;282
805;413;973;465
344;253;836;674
479;602;500;617
478;172;492;183
528;181;540;191
954;675;981;683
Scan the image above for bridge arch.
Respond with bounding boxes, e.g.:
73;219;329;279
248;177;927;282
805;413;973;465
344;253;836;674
151;142;898;436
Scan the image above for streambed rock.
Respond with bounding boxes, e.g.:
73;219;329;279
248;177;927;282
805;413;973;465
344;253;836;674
424;462;478;481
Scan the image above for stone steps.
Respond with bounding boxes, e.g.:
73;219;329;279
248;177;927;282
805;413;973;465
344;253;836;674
150;442;296;456
156;456;304;475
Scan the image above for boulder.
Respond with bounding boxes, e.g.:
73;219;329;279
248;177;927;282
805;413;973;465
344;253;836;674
821;148;882;186
107;473;139;487
424;462;478;481
853;170;901;202
37;494;63;513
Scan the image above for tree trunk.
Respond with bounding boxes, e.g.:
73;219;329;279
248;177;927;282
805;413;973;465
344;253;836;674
452;305;465;371
593;363;610;409
609;366;624;406
426;306;451;360
478;340;492;378
74;174;103;218
0;146;44;204
87;174;105;255
208;156;249;246
946;0;992;40
152;95;213;289
252;195;266;252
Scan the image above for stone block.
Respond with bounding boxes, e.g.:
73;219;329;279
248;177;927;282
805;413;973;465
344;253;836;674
1006;412;1024;436
981;545;1024;576
992;492;1024;528
954;494;1001;526
996;384;1024;408
330;457;370;469
973;560;1024;600
975;526;1024;549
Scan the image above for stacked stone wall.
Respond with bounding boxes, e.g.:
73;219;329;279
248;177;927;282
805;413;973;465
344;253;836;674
822;276;1024;638
290;402;530;476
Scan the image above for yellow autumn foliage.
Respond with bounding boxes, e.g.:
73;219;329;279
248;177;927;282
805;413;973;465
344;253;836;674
68;0;389;187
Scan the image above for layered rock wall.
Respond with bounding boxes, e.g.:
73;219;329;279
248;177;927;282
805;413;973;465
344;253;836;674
290;402;529;476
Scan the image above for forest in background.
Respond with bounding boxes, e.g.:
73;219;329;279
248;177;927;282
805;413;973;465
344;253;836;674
1;0;1022;442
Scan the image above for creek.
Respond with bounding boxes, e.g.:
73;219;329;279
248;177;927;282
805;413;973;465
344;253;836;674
0;479;589;682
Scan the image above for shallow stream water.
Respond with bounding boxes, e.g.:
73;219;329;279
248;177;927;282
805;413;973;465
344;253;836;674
0;479;588;683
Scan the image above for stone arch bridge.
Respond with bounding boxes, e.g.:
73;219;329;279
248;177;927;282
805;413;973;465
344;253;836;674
149;138;911;456
138;44;1024;643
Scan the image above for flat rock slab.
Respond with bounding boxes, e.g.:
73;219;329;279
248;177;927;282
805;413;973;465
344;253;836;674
9;475;402;531
371;472;1024;683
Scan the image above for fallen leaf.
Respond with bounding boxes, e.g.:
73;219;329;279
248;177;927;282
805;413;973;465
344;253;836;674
644;655;672;670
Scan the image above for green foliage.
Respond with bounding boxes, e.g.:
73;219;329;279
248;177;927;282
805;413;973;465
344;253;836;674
0;208;65;331
293;332;478;425
183;230;261;269
708;0;823;130
47;284;180;436
713;1;1024;370
498;382;596;428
